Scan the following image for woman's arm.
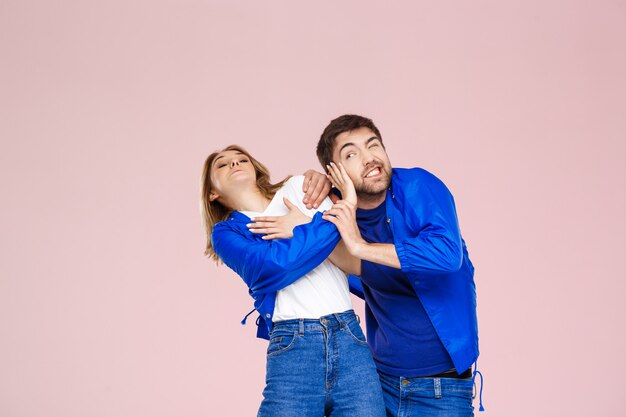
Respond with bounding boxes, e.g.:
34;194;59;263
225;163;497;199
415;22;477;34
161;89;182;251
212;212;341;295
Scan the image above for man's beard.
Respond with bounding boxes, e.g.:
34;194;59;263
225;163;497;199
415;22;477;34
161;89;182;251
355;171;391;202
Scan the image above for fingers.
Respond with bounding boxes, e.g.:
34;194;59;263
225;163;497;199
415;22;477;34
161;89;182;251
262;233;288;240
283;197;295;209
302;170;327;207
337;162;352;185
318;179;331;204
248;218;277;226
306;177;328;209
248;226;283;235
329;193;340;204
302;170;315;193
322;213;338;225
326;162;343;186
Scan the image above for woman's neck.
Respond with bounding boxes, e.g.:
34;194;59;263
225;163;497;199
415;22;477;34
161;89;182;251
224;186;271;213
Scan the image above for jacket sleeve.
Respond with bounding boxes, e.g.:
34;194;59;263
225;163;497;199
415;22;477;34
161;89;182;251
347;274;365;300
212;212;341;295
394;171;464;274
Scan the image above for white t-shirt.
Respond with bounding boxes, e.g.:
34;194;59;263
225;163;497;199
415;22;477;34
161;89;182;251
240;176;353;321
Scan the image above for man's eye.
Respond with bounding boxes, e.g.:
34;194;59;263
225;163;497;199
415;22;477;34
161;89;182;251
369;143;379;148
346;152;356;159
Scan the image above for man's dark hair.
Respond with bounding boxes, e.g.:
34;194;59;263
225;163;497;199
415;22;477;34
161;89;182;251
316;114;383;168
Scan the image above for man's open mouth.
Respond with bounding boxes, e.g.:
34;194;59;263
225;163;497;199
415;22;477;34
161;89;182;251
364;167;382;178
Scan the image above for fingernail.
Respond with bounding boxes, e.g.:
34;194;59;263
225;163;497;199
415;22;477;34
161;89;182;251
246;223;251;227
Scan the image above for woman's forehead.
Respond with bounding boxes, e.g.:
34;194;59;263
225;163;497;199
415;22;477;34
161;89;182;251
213;149;244;164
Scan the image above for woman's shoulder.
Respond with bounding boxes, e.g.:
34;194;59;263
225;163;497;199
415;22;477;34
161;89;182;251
283;175;305;192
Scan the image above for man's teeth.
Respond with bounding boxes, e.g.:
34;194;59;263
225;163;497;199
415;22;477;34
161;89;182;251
366;168;380;177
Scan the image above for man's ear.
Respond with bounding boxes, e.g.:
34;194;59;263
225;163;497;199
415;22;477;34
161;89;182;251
209;192;219;202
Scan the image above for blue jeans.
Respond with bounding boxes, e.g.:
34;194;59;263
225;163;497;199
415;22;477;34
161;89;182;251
258;310;386;417
378;371;475;417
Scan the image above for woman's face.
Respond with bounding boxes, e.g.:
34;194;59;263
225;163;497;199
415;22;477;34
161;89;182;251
209;149;256;200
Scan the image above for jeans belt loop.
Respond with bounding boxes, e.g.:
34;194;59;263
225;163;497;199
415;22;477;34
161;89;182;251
298;318;305;336
434;378;442;399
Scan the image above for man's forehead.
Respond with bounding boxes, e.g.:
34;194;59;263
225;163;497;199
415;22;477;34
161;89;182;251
335;127;377;143
334;128;380;154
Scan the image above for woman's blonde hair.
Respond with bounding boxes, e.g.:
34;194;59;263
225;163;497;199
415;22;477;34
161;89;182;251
200;144;290;262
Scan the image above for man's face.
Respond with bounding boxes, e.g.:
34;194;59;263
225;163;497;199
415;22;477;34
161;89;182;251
331;127;392;201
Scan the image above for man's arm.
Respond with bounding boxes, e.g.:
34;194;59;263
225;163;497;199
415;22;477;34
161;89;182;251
392;173;463;274
322;200;401;269
327;240;362;276
323;171;463;274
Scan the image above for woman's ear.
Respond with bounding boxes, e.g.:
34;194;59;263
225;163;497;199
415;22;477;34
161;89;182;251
209;192;219;202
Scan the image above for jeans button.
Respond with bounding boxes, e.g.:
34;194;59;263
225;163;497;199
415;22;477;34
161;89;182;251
401;379;410;386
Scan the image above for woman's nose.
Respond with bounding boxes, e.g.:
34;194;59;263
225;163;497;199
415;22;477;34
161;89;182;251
231;160;240;167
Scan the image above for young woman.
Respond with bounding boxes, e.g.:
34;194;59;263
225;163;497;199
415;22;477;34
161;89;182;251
201;145;385;417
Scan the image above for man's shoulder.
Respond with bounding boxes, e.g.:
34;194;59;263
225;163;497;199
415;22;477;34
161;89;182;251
391;167;452;201
392;167;441;185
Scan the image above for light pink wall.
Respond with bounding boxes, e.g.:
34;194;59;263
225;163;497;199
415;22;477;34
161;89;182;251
1;1;624;416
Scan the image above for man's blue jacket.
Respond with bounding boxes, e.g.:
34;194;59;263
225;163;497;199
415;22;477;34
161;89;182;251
381;167;479;374
211;167;478;373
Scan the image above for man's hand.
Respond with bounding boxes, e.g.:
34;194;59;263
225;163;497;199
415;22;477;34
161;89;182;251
247;197;311;240
302;169;331;210
322;199;366;257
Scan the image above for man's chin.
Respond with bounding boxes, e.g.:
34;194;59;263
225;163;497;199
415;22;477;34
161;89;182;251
356;180;390;199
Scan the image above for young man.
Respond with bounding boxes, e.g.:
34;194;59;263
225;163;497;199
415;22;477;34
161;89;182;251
316;114;483;417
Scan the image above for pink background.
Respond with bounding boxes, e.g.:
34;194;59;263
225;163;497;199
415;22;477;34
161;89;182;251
1;1;625;416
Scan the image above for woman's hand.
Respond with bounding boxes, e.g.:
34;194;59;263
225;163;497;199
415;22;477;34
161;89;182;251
247;197;311;239
302;170;332;210
326;162;357;206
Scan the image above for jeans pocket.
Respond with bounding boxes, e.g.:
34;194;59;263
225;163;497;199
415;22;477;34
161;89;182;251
266;330;297;357
442;378;474;398
344;319;369;346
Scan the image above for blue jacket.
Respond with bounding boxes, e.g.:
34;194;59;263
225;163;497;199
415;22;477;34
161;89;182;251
211;167;479;374
379;167;479;373
211;211;341;339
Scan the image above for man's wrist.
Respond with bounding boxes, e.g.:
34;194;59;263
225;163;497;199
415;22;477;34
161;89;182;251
348;240;367;259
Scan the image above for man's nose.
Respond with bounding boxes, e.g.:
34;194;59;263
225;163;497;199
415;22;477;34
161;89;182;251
362;150;377;166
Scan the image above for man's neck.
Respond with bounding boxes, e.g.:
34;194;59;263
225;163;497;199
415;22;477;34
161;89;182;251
356;192;387;210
